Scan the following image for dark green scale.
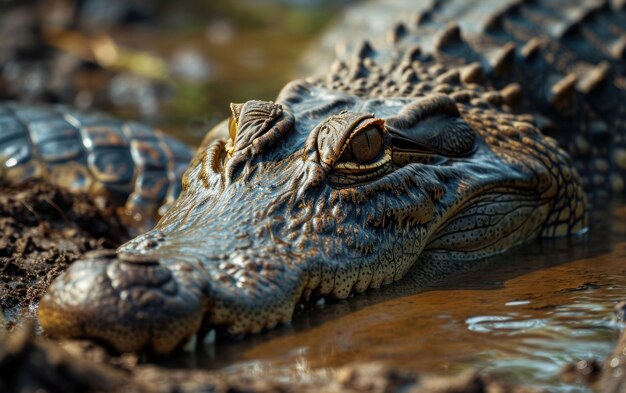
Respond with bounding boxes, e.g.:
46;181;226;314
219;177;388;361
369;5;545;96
0;103;194;233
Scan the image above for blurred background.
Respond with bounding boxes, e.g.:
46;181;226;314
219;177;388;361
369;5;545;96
0;0;355;145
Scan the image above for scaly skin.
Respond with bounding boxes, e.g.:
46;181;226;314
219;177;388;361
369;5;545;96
307;0;626;197
29;0;626;352
0;103;194;233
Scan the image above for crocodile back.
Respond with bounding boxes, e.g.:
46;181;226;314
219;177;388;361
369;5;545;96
0;103;193;232
305;0;626;198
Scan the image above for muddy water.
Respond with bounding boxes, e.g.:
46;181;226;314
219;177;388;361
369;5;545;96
158;202;626;392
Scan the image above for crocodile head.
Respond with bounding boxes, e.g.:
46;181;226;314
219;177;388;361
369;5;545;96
38;78;587;353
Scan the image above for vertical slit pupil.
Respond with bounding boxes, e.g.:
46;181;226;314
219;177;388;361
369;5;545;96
344;127;383;164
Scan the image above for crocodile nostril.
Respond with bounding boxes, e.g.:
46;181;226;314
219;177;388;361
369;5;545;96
144;239;159;248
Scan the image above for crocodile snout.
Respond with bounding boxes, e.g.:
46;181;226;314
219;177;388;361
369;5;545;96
38;250;210;353
38;228;309;353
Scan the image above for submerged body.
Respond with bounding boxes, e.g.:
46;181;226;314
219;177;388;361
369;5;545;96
2;0;625;352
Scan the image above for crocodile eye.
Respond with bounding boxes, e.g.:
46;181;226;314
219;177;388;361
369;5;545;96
340;127;384;164
228;116;238;140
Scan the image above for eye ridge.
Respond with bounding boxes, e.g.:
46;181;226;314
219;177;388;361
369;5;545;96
228;116;238;140
388;117;477;158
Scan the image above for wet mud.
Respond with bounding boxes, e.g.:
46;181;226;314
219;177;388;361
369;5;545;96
1;322;544;393
0;180;126;329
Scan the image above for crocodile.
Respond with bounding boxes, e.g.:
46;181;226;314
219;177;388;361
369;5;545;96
3;0;624;353
0;103;194;233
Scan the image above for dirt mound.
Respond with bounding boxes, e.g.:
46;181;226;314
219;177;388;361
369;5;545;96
0;180;127;328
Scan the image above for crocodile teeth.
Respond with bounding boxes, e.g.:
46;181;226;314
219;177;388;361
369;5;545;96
182;334;198;352
203;329;217;345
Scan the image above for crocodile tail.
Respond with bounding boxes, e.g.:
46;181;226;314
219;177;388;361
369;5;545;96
0;103;194;233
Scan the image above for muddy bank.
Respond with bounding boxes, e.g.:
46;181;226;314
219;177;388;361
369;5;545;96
0;323;542;393
4;298;625;393
0;180;126;329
